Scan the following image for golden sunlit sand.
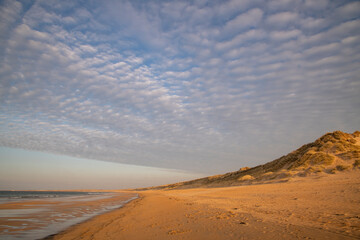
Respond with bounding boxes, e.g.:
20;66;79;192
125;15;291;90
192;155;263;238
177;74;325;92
48;171;359;240
48;131;360;240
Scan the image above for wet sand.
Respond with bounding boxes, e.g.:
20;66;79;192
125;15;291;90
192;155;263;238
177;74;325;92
0;192;137;239
50;171;360;240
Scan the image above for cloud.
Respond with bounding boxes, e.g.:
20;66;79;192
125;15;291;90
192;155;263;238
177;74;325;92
0;0;359;174
335;2;360;21
216;29;266;51
101;1;166;49
0;0;22;37
266;12;299;28
216;0;258;18
270;29;302;41
304;0;329;10
222;8;263;37
302;19;360;47
300;17;328;31
303;42;340;59
267;0;301;11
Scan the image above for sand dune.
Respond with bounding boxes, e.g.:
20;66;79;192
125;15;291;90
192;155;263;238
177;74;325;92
138;131;360;190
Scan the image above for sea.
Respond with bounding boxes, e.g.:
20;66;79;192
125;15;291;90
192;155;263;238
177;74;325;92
0;190;138;240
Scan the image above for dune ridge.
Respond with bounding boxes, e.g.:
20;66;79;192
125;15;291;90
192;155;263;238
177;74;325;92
138;130;360;190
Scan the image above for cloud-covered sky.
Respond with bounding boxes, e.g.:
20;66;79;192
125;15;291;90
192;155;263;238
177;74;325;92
1;0;359;175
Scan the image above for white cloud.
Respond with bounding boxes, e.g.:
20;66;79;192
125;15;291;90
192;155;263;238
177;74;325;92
216;29;266;51
13;23;50;41
341;35;360;45
301;19;360;46
266;12;299;28
300;17;328;31
268;0;300;11
216;0;256;17
224;42;268;59
304;42;340;58
335;2;360;21
1;0;359;174
223;8;263;36
79;44;97;53
304;0;329;10
270;29;301;41
0;0;22;39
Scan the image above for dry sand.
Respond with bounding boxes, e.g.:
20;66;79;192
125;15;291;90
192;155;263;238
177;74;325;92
50;171;360;240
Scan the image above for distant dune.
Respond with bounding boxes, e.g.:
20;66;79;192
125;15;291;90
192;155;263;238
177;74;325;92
139;130;360;190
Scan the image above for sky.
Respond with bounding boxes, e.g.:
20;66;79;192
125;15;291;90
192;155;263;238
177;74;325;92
0;147;202;189
0;0;359;189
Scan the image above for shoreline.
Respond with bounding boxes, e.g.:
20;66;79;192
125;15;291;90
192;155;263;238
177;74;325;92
43;195;144;240
47;172;359;240
0;191;138;240
41;195;140;240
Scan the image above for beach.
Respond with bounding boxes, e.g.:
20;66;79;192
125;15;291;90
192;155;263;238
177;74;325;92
49;171;360;240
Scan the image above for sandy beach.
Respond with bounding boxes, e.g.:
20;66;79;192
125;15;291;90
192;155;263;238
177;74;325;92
49;171;360;240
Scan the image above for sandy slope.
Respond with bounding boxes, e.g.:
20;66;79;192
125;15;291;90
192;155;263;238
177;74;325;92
50;171;359;240
138;131;360;191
